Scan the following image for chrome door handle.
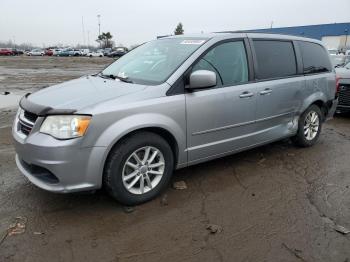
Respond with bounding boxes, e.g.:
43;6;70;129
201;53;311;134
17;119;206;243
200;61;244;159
239;92;254;98
259;89;272;95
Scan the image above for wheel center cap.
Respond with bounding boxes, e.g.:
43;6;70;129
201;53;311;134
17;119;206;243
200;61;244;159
140;165;148;174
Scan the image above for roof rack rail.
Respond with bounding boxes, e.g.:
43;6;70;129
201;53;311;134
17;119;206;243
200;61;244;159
214;30;283;35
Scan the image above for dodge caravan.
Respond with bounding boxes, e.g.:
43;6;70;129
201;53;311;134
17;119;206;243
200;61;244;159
13;33;338;205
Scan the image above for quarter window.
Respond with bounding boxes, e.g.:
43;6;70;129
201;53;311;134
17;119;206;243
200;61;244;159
192;41;249;86
253;40;297;79
298;41;332;74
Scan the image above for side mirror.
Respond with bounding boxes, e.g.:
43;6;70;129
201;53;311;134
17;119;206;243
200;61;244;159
188;70;217;89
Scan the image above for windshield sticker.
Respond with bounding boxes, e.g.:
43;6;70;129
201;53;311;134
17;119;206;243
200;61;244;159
180;40;206;45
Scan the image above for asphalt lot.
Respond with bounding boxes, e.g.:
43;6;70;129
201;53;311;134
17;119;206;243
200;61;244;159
0;56;350;262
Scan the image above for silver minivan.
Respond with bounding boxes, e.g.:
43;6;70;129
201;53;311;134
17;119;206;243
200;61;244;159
13;33;338;205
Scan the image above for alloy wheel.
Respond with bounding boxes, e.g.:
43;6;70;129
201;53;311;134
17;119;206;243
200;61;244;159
304;111;319;141
122;146;165;195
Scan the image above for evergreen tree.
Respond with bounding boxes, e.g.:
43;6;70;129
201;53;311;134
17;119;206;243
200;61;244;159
174;23;184;35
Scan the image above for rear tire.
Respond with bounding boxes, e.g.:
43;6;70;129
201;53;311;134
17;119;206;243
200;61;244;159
103;132;174;205
293;105;323;147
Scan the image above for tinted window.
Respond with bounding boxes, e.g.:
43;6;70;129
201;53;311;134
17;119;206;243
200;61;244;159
192;41;248;86
253;40;297;79
299;41;332;74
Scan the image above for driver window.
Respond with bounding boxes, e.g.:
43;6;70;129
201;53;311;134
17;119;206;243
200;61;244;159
192;41;249;87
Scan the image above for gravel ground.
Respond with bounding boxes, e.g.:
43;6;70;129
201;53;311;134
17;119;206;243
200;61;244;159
0;56;350;262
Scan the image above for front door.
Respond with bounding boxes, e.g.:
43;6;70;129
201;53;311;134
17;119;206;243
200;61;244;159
185;40;257;163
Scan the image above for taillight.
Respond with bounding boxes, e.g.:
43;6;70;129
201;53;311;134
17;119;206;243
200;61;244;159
335;76;341;97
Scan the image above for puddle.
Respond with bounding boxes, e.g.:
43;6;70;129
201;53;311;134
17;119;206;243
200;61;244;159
0;94;22;109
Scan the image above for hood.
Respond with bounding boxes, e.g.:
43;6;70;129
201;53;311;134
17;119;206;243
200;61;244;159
335;67;350;79
26;75;147;111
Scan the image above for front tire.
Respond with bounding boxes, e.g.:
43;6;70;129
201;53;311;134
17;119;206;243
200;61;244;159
293;105;323;147
103;132;174;205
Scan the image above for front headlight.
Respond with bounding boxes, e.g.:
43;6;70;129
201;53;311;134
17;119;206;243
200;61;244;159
40;115;91;139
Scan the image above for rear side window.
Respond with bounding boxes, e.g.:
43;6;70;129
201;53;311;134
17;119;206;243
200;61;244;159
253;40;297;79
192;41;249;86
298;41;332;74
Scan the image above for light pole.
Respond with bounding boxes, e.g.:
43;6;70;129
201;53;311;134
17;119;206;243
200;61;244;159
97;15;101;36
88;30;90;48
345;29;349;52
97;14;101;48
81;16;86;46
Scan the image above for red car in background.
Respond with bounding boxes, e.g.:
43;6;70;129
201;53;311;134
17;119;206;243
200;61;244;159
45;49;53;56
0;48;13;56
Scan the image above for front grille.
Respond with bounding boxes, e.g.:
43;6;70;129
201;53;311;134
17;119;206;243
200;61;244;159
24;110;38;123
17;109;38;136
19;121;32;135
338;84;350;106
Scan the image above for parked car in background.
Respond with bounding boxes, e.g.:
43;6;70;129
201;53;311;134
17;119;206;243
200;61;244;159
330;54;350;67
335;62;350;113
51;49;60;56
0;48;13;56
328;48;338;55
11;49;24;55
70;49;82;56
56;49;72;57
28;49;45;56
45;49;54;56
87;50;103;57
80;49;90;56
103;48;112;56
56;49;82;56
13;33;337;205
108;47;128;58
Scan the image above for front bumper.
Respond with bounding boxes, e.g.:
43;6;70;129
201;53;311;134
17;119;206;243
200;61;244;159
12;114;107;193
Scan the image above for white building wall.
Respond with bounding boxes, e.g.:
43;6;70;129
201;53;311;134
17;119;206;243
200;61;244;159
322;35;350;50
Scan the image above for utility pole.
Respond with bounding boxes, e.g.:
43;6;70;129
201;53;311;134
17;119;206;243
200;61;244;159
81;16;86;46
345;29;349;51
97;15;101;36
88;30;90;48
97;14;101;48
270;21;274;29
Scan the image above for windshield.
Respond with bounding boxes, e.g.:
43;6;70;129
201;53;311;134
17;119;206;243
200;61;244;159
102;38;208;85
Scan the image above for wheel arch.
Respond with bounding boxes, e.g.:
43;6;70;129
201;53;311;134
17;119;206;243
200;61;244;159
311;100;329;120
300;92;328;120
104;126;180;169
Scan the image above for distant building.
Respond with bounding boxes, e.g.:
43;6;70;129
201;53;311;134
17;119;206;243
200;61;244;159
246;22;350;51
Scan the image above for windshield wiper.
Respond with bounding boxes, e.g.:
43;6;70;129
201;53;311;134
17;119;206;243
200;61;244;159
98;73;133;83
98;73;114;79
113;75;133;83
